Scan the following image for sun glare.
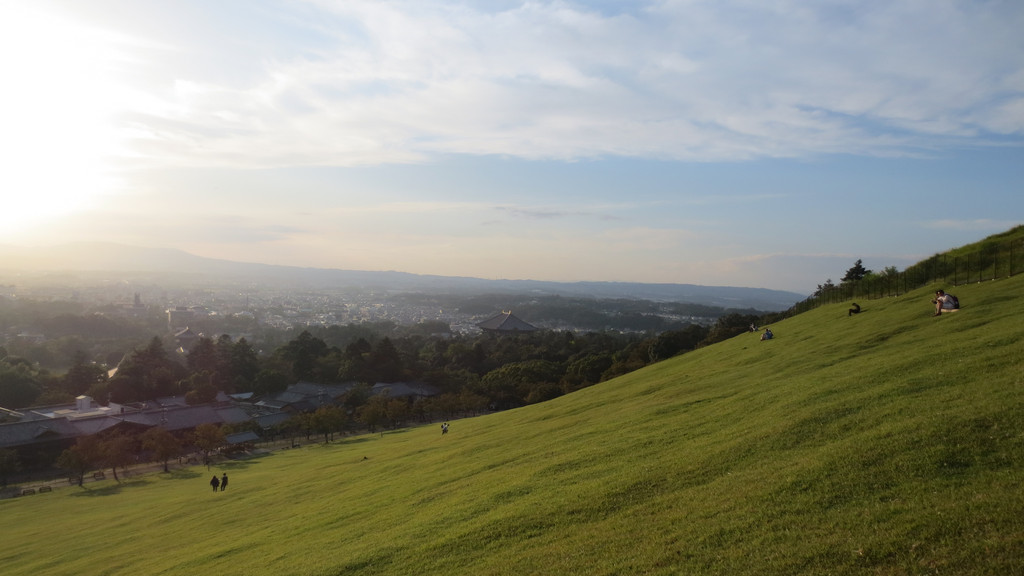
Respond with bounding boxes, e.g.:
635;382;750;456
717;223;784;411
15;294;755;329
0;5;125;237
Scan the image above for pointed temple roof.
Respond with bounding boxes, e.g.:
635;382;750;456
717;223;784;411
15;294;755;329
477;311;537;333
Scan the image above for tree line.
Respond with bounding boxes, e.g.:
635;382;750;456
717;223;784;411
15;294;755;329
1;322;717;410
0;322;724;484
0;292;793;484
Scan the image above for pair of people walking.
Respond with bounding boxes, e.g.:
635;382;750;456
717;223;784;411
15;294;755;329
210;473;228;492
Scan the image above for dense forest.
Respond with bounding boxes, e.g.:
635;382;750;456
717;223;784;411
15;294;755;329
0;292;772;415
0;325;715;413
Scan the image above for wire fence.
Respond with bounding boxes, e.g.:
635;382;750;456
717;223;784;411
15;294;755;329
793;235;1024;311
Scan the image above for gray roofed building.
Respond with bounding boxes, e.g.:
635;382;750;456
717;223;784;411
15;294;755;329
256;382;357;412
68;416;127;437
254;398;291;412
0;419;78;450
225;431;260;445
0;394;263;461
118;404;249;432
477;311;537;333
173;326;200;351
154;396;190;408
255;412;292;430
0;417;120;469
0;384;356;470
371;382;440;399
0;406;25;424
287;381;356;399
216;405;252;424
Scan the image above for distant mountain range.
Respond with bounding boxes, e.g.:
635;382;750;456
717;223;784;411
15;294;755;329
0;243;805;311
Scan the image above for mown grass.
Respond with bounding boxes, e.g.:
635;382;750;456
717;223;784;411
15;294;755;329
2;278;1023;575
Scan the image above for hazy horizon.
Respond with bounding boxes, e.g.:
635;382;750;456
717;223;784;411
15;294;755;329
2;1;1022;294
0;241;806;299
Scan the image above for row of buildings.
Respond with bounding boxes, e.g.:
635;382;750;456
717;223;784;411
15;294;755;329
0;380;440;473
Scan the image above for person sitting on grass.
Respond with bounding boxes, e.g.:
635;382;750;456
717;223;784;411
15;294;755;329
760;327;774;341
932;290;959;316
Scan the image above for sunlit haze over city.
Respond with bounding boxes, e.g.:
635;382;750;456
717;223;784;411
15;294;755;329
1;0;1022;293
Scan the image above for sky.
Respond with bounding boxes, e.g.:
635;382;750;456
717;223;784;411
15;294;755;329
1;0;1022;294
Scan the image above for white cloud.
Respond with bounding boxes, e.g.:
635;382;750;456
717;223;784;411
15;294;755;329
90;0;1023;170
3;0;1020;294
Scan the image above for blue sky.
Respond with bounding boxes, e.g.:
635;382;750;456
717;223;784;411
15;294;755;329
1;0;1022;294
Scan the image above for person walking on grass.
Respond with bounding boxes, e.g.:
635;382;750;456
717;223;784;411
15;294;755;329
220;473;228;491
210;475;220;492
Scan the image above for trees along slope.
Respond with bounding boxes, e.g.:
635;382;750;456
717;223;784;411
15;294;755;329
2;275;1023;575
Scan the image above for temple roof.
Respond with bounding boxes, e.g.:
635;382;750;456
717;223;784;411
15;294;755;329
477;311;537;333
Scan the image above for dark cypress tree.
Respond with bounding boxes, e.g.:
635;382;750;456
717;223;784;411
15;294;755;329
841;259;871;282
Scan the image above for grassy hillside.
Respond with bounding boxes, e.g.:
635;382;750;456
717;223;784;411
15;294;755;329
2;277;1023;575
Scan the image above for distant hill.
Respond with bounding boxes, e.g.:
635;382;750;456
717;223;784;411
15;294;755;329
0;243;805;311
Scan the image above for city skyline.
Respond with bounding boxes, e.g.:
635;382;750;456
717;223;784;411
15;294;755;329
2;1;1022;294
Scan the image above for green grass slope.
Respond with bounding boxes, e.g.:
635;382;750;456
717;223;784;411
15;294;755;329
3;278;1023;575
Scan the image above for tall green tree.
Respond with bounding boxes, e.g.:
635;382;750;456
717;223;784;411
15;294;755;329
385;397;412;428
337;338;373;383
56;436;102;486
563;353;614;388
62;351;107;397
192;423;226;469
57;445;92;487
359;394;389;432
368;337;403;383
108;337;186;403
0;448;21;488
310;405;347;443
183;371;219;405
0;358;42;408
186;337;219;376
141;427;182;473
649;325;708;362
813;278;836;298
253;369;290;396
100;434;136;483
482;359;563;408
213;334;236;391
841;259;871;283
279;331;328;381
230;337;261;391
458;388;489;415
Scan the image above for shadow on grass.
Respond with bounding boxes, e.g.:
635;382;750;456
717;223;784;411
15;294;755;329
218;459;259;471
229;450;274;460
338;436;376;445
69;479;148;497
358;428;413;440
